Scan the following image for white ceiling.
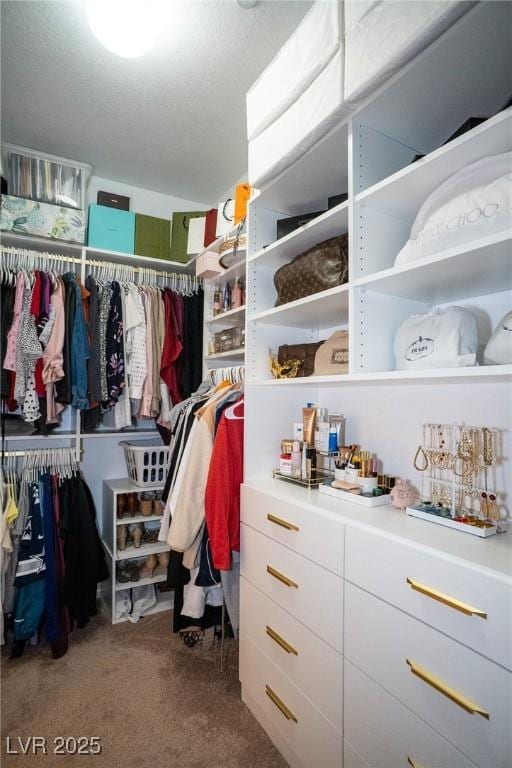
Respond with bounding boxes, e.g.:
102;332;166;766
1;0;311;204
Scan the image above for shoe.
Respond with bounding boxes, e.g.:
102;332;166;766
127;560;141;582
117;524;128;551
154;550;170;576
140;498;153;516
141;525;159;544
153;498;163;516
139;554;158;579
127;493;138;518
129;523;143;548
117;562;132;583
117;495;127;519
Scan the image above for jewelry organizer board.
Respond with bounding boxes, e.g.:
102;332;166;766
244;2;512;523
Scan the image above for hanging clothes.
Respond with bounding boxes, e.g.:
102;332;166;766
1;451;108;659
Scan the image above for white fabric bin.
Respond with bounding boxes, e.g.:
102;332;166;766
246;0;342;142
248;49;347;189
344;0;475;103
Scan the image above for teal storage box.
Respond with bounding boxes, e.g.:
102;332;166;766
87;203;135;253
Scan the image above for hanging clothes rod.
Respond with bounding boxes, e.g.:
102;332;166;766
0;245;200;282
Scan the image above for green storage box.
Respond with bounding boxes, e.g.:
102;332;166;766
170;211;207;263
135;213;171;260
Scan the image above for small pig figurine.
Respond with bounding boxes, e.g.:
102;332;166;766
390;478;418;510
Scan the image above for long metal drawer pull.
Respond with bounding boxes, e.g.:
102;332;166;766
407;756;426;768
265;685;298;723
267;565;298;589
267;513;299;532
406;578;487;619
406;659;490;719
266;625;298;656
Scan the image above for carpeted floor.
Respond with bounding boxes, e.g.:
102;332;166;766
1;610;286;768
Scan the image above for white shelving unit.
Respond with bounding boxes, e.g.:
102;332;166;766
244;0;512;500
101;478;172;624
240;6;512;768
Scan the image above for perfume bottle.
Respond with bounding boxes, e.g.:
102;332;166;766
213;285;221;316
232;277;243;309
223;282;231;313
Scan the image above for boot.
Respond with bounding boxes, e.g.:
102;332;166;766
117;524;128;551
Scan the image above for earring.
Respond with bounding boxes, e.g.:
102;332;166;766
413;445;428;471
487;493;499;522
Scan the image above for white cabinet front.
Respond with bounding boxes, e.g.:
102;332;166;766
345;525;512;671
345;582;511;768
241;523;343;652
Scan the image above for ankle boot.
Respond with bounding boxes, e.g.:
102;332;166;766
129;523;143;548
127;493;138;518
117;494;127;519
117;524;128;551
155;550;170;575
139;554;158;579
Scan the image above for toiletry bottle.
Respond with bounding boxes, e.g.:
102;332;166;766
213;285;221;316
232;277;242;309
301;441;308;480
328;423;338;453
223;282;232;313
291;441;302;478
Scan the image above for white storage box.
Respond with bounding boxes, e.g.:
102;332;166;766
344;1;474;103
187;214;206;255
248;50;347;189
195;250;221;279
120;439;170;488
3;142;92;210
246;0;342;141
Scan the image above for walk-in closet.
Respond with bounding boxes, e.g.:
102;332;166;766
1;2;511;767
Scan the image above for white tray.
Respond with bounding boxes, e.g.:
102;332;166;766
319;482;391;507
406;506;500;537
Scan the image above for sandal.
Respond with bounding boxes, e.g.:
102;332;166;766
179;627;203;648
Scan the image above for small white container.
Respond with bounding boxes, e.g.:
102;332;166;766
334;468;346;482
359;476;378;494
345;467;360;484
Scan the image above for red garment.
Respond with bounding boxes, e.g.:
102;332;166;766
205;399;244;571
30;272;45;397
160;290;183;404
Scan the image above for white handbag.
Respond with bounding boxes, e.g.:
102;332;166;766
395;152;512;265
394;306;478;370
484;311;512;365
215;199;235;238
186;215;206;255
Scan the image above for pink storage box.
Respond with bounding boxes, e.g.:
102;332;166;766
196;250;222;279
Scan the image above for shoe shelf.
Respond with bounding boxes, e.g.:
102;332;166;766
117;541;169;561
116;514;163;526
115;573;167;592
101;478;171;624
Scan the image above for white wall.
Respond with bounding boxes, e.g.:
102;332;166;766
87;175;209;217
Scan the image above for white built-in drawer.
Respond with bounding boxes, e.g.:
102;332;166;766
345;525;512;671
344;660;478;768
240;576;342;729
241;523;343;652
241;484;344;575
344;740;372;768
240;634;342;768
345;582;512;768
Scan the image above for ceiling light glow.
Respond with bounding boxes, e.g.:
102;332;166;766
86;0;162;58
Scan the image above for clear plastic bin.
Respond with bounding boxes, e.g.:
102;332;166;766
3;143;92;210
